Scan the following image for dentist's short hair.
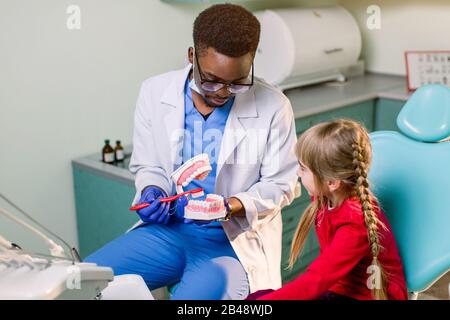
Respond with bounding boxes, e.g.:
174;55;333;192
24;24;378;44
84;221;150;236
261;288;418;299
193;4;260;58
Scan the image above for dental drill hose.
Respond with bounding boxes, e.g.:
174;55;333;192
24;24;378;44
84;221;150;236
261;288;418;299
0;192;79;262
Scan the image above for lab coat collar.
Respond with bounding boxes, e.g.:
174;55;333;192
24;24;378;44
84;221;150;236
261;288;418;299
161;64;191;167
160;63;192;108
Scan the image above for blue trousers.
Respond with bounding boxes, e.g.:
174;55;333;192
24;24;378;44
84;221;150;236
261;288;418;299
84;221;249;300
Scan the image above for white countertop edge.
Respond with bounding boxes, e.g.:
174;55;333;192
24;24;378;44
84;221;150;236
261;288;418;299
72;157;135;185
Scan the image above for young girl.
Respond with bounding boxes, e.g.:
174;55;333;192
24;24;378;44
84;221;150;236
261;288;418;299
252;119;407;300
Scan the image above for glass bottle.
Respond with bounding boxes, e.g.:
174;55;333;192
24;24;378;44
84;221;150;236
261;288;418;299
102;140;115;164
114;140;125;162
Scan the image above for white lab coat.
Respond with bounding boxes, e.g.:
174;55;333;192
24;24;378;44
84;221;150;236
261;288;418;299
129;64;300;293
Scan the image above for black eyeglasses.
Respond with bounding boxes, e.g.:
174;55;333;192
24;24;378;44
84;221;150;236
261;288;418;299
194;48;254;94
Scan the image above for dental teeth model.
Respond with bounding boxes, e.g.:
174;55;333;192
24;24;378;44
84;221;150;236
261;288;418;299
171;153;227;221
184;194;227;221
171;153;212;194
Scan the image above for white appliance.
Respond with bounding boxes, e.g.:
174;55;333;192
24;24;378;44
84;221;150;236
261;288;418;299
0;194;154;300
0;243;154;300
254;6;363;90
0;251;113;300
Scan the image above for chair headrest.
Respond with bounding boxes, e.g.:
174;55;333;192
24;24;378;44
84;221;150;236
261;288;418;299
397;84;450;142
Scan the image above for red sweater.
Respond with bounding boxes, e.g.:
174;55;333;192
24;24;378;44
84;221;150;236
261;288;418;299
259;197;408;300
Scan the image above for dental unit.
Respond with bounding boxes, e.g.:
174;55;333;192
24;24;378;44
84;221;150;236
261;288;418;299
0;193;113;299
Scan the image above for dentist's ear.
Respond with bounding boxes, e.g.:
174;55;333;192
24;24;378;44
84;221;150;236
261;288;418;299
188;47;194;65
327;180;341;193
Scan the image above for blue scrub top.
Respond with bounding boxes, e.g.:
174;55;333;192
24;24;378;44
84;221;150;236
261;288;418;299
181;76;234;232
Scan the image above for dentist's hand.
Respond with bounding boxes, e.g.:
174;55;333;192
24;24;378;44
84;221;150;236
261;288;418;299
170;195;189;222
136;186;170;224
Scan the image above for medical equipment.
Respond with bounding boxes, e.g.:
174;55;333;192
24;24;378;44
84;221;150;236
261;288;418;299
0;193;152;300
254;6;364;90
0;249;113;300
0;193;75;260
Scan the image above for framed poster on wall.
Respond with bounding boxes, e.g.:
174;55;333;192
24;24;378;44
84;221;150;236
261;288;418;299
405;51;450;91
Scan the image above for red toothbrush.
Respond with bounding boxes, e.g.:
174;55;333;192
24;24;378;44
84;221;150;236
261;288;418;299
129;188;204;211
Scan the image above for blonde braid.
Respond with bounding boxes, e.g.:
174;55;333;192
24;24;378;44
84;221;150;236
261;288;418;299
352;139;388;300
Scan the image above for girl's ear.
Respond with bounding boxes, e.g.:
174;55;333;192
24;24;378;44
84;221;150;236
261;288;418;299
327;180;341;193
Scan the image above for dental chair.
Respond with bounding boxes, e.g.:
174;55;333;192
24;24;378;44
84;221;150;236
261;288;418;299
368;84;450;299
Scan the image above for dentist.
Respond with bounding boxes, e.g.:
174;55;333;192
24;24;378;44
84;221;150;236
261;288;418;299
85;3;299;299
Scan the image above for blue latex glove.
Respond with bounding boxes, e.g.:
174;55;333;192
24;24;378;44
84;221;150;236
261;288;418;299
136;186;171;224
169;195;189;222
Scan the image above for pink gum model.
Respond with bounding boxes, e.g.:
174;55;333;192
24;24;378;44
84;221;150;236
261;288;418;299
184;194;227;220
170;153;212;194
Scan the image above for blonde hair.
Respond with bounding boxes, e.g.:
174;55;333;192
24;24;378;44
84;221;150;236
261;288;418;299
289;119;388;300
